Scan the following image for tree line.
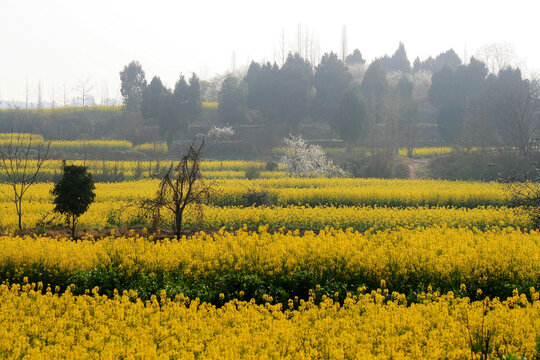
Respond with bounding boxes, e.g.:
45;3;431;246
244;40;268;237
1;42;538;159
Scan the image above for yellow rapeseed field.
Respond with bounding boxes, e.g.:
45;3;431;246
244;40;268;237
0;283;538;359
1;227;538;292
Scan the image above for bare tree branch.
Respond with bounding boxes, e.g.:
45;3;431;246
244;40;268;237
0;133;50;230
140;139;213;237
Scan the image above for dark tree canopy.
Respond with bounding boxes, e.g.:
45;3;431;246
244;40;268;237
141;73;201;148
243;56;313;128
51;162;96;238
333;86;367;142
141;76;168;122
311;52;352;123
346;49;366;65
391;42;411;73
245;61;281;122
429;58;489;143
218;76;246;124
120;60;147;112
413;49;462;73
361;61;388;101
490;67;539;154
377;43;411;73
277;53;313;128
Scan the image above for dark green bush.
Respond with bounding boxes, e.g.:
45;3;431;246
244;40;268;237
242;190;274;206
265;160;278;171
244;166;261;180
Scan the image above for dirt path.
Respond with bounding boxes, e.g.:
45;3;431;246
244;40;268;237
408;159;429;180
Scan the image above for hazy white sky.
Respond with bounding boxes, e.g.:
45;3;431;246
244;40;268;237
1;0;539;102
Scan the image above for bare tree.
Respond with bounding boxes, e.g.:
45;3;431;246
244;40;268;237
100;81;111;106
475;42;523;75
273;28;288;67
0;133;50;230
341;25;348;63
140;140;213;238
24;79;32;109
74;78;95;107
37;80;42;110
495;76;539;157
50;85;56;109
61;82;69;107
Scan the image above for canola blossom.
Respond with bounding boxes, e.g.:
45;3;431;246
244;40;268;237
0;283;538;359
0;227;538;299
0;201;528;230
0;177;513;206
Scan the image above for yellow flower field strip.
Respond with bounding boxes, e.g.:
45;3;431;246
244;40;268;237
0;103;216;115
0;103;215;114
324;146;493;158
0;194;528;230
0;137;153;153
1;227;538;285
0;105;122;114
12;159;269;174
0;283;538;359
0;133;44;141
0;178;512;207
132;142;168;153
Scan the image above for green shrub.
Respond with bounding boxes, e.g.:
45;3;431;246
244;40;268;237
245;166;261;180
243;190;274;206
265;160;278;171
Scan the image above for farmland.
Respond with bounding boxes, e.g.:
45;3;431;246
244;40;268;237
0;160;538;358
3;4;540;355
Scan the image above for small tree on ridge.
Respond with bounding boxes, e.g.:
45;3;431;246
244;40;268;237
51;162;96;238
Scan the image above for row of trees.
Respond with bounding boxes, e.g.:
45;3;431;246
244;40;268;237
116;44;452;152
216;45;428;155
214;43;538;156
430;61;539;155
3;42;534;155
119;62;202;148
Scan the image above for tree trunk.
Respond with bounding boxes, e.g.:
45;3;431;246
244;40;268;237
175;208;183;239
71;214;76;239
17;198;22;231
152;207;160;234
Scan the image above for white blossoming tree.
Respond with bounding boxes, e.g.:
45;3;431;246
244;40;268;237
279;134;345;177
207;125;235;141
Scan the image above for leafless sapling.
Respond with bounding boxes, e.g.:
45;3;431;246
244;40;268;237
0;133;50;230
140;140;212;237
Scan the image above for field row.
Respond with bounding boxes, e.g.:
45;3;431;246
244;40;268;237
0;202;529;231
0;133;168;155
1;227;538;301
3;178;513;208
1;283;538;359
6;159;275;181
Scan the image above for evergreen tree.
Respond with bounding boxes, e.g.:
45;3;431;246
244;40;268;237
390;42;411;73
428;58;488;144
51;162;96;238
217;76;246;124
141;76;168;123
345;49;366;65
245;61;281;123
361;61;388;124
311;52;352;124
278;53;313;129
120;60;147;112
334;86;367;143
